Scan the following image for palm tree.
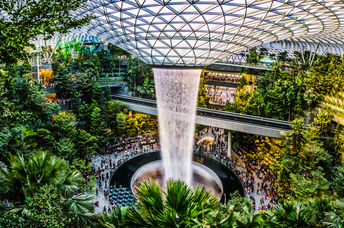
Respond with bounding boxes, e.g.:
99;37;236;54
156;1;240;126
324;199;344;228
197;204;237;227
235;198;263;228
65;193;95;227
0;151;95;227
98;206;126;228
0;151;82;198
7;185;95;227
305;198;332;226
267;201;310;227
122;179;218;227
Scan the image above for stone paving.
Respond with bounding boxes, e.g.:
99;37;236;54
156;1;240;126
197;126;274;213
91;143;159;213
91;151;124;213
232;153;273;213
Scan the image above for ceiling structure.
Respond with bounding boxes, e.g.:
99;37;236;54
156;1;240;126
72;0;344;66
262;37;344;57
4;1;342;66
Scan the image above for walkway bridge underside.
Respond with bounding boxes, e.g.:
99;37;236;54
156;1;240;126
111;95;290;138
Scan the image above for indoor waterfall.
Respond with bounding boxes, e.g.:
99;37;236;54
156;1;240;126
153;68;201;185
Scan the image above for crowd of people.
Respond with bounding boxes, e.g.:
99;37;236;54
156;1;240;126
107;136;158;154
195;126;278;212
91;127;278;213
196;127;236;167
234;150;278;211
204;73;241;84
206;85;236;105
92;135;159;213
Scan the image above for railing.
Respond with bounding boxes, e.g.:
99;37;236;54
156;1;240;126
111;95;292;130
109;149;157;175
97;77;128;86
194;149;246;194
110;149;246;195
100;72;126;77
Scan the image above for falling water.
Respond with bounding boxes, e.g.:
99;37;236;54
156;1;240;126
153;68;201;185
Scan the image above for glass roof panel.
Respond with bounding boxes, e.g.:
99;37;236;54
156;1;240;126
24;0;344;66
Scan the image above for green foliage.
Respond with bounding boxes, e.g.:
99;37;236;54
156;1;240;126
126;56;155;98
289;169;329;200
75;129;99;155
124;111;158;137
276;114;343;201
246;48;263;64
56;137;77;160
197;73;210;108
104;100;125;136
96;180;344;227
331;166;344;198
53;54;106;108
0;212;24;228
54;63;75;100
20;185;69;227
224;63;319;121
136;76;155;99
24;128;55;151
124;180;218;227
277;51;290;62
0;151;82;198
51;112;77;139
98;206;126;228
284;118;307;154
75;72;102;103
309;54;344;96
0;66;59;160
116;112;127;135
70;158;95;192
4;185;95;227
0;151;94;227
324;199;344;227
265;201;310;227
90;106;109;146
0;0;91;64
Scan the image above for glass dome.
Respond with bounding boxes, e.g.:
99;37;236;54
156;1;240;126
74;0;344;66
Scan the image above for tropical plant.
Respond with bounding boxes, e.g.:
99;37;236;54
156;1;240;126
235;198;263;227
0;151;82;198
197;73;210;108
98;206;126;228
123;180;218;227
0;0;91;64
266;201;310;227
323;200;344;228
5;184;95;227
305;198;333;227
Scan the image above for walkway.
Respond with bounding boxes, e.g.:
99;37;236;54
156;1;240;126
196;126;277;213
91;129;277;213
111;94;290;138
91;140;159;213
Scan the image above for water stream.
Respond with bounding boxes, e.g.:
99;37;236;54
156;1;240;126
153;68;201;185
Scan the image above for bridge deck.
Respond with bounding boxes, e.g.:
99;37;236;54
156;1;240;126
112;95;290;138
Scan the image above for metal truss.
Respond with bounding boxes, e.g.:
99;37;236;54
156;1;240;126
72;0;344;66
4;1;344;66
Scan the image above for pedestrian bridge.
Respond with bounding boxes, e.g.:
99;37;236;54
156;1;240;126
111;95;291;138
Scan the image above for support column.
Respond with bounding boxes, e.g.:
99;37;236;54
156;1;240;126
36;55;40;81
227;131;232;159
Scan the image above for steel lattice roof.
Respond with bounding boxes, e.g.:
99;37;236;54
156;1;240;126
4;0;344;66
73;0;344;66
